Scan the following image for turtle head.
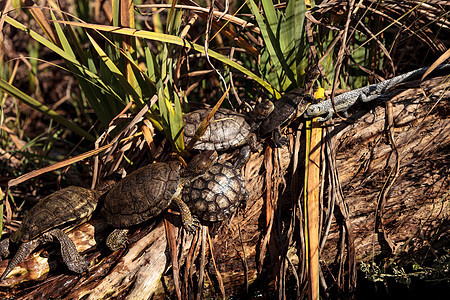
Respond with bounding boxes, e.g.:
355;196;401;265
251;99;275;122
181;150;218;179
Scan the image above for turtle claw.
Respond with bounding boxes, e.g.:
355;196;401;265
185;216;200;234
0;228;90;280
0;237;42;281
173;197;198;233
44;229;90;274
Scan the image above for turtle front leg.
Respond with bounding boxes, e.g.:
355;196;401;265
234;145;251;169
173;197;198;233
234;133;262;168
272;126;288;147
0;238;41;281
106;229;130;251
42;228;89;274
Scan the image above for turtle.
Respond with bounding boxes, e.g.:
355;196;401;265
101;150;218;251
0;186;100;281
252;67;322;147
254;88;317;147
183;108;259;168
182;161;248;222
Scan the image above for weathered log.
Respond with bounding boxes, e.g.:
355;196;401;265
0;76;448;298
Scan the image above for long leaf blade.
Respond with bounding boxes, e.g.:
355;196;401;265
0;78;95;141
49;19;276;96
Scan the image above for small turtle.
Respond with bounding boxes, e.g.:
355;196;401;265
101;150;218;251
182;161;248;222
253;67;321;147
183;108;258;168
255;88;316;147
0;186;100;281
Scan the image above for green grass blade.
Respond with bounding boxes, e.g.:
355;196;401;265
50;11;116;126
85;31;142;104
247;0;296;91
6;15;128;127
157;84;172;144
0;78;95;141
112;0;120;27
260;0;279;33
51;20;275;96
285;0;308;82
172;88;184;151
5;16;124;103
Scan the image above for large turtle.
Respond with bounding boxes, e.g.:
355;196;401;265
101;150;218;251
183;108;258;168
182;161;248;222
0;186;100;281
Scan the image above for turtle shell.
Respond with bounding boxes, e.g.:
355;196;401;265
11;186;100;243
258;88;308;136
182;161;248;222
101;161;182;228
183;108;252;151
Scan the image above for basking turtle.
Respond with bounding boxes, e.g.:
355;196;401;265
255;88;316;147
101;150;218;251
182;161;248;222
183;108;258;168
0;186;100;281
253;68;321;146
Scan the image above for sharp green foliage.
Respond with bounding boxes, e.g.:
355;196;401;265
360;256;450;287
321;29;338;83
85;31;142;104
52;20;274;94
5;2;275;154
346;29;381;89
43;15;274;150
247;0;308;95
50;12;123;128
112;0;120;27
73;0;91;22
129;0;184;150
5;15;125;131
320;28;373;92
285;0;308;79
173;89;184;151
143;41;159;84
129;41;157;102
27;40;39;93
0;56;8;103
157;80;184;152
310;7;386;91
166;3;183;35
153;37;184;152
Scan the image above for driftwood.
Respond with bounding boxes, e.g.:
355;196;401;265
0;76;449;298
